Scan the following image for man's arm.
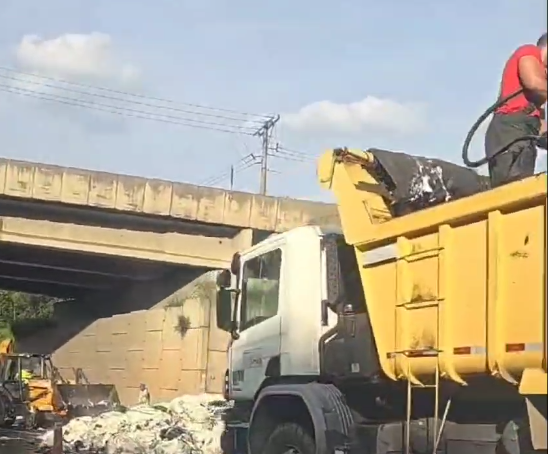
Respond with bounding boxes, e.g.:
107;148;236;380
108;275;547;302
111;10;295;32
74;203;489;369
518;56;548;104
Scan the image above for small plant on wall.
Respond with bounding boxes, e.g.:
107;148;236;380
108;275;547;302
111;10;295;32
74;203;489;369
165;279;217;339
174;313;191;337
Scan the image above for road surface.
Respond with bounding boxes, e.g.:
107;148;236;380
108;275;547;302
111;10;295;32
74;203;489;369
0;427;101;453
0;427;40;453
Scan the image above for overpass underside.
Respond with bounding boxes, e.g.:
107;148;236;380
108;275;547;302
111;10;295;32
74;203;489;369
0;196;259;301
0;241;193;298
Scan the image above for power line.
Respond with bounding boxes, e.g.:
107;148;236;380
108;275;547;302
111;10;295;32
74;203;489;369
203;161;259;189
200;144;316;191
200;154;259;187
278;146;315;158
0;65;318;191
270;153;311;163
207;162;259;188
0;70;266;126
202;158;256;186
0;80;257;131
0;83;256;135
271;147;315;163
0;66;272;119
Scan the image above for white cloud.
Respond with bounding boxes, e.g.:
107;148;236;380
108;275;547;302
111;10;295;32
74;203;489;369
282;96;427;135
1;32;142;132
14;32;139;84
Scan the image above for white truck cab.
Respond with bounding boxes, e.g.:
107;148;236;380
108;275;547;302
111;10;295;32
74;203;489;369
216;225;381;454
218;226;339;402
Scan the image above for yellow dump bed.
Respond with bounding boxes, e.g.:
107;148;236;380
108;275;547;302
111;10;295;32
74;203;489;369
319;148;546;394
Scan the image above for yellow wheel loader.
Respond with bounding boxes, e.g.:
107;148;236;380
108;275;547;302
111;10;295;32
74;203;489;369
0;339;119;427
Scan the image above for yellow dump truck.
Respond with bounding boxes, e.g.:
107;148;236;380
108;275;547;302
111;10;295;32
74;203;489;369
216;148;547;454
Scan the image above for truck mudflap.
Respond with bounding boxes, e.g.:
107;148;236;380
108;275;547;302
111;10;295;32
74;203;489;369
55;384;120;418
520;369;547;450
525;396;547;451
249;383;353;454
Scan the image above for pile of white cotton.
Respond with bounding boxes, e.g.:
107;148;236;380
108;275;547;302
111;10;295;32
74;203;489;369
40;394;232;454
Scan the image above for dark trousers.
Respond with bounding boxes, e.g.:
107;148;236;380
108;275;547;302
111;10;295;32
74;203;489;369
484;112;541;188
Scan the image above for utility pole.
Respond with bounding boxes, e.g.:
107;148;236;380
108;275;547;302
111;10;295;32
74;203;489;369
254;115;280;195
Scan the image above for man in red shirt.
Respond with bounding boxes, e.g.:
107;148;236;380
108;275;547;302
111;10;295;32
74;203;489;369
484;33;547;187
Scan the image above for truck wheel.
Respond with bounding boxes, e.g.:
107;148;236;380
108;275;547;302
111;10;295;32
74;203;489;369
0;397;6;426
0;393;13;427
264;423;316;454
220;429;236;454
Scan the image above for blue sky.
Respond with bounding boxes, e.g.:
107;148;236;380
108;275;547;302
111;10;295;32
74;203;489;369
0;0;545;201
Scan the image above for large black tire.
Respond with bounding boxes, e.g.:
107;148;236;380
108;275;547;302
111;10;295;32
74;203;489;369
0;394;14;428
264;423;316;454
0;395;6;426
220;429;236;454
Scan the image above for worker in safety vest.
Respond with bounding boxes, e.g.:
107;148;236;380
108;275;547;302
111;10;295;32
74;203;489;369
484;33;547;187
11;365;36;427
17;368;33;385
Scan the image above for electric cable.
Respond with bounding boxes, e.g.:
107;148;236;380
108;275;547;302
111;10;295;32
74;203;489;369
0;83;256;135
0;65;272;120
200;154;259;186
0;71;265;125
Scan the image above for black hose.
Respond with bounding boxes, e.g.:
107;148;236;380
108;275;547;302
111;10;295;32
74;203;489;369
461;88;536;168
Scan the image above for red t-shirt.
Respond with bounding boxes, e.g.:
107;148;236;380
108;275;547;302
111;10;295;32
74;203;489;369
496;44;543;117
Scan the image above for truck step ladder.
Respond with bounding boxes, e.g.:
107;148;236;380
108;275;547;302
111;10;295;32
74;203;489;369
387;347;440;454
389;347;452;454
394;242;453;453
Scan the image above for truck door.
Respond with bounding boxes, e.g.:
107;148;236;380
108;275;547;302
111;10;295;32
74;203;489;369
229;246;283;401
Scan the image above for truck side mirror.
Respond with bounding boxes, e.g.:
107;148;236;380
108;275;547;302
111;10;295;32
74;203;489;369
216;269;231;288
230;253;241;275
216;288;234;332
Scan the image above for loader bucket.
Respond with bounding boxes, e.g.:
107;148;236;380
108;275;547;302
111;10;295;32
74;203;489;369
55;384;120;418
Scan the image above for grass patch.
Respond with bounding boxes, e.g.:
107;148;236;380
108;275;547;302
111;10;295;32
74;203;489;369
164;280;217;339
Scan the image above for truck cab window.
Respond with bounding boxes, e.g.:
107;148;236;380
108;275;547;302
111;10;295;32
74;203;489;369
240;249;282;331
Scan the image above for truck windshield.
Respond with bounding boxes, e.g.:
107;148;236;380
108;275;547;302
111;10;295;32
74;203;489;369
240;248;282;331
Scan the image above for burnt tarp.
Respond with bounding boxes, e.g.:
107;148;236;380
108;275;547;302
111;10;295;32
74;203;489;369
368;148;490;216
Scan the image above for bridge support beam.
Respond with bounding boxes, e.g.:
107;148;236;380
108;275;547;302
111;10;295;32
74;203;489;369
0;217;253;269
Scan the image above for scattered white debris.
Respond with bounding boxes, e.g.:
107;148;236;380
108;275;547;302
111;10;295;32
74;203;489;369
40;394;232;454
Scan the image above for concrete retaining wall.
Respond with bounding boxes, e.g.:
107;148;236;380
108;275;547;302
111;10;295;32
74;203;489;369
46;294;229;405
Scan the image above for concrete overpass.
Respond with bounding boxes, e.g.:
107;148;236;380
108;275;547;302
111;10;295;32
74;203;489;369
1;157;340;401
0;157;339;299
